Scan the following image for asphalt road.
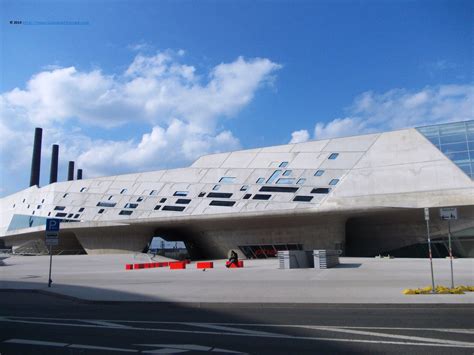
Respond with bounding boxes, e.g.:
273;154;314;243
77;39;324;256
0;291;473;354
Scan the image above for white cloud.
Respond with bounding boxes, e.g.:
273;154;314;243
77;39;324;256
289;129;310;143
290;84;474;141
0;51;281;195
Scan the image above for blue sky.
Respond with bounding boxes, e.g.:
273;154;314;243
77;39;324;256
0;0;472;196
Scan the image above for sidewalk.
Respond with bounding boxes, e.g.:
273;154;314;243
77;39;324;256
1;254;473;304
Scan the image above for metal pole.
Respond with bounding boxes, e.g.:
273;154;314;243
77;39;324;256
448;219;454;288
48;245;53;287
426;218;436;293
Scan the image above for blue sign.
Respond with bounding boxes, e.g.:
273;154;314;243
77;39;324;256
46;218;61;232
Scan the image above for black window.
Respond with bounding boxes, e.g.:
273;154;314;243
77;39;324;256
74;214;80;219
160;198;167;203
259;186;299;193
328;153;339;160
63;193;68;198
198;192;206;197
162;206;186;212
124;203;138;209
55;212;67;217
78;207;85;212
96;202;116;208
209;200;236;207
108;195;113;200
174;191;188;196
311;188;331;194
54;206;65;211
243;194;252;199
37;205;41;209
293;195;313;202
120;189;127;194
119;210;133;216
176;199;191;204
98;209;105;214
48;212;51;216
207;192;233;198
137;197;144;202
240;185;249;191
253;194;271;200
154;205;161;210
67;213;74;218
80;187;87;192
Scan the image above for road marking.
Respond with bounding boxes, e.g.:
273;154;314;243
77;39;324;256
4;338;67;347
68;344;138;352
137;344;245;354
184;322;280;336
83;320;132;328
1;316;473;349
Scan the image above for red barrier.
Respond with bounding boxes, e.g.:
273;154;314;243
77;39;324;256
125;264;133;270
226;260;244;268
197;262;213;269
238;260;244;267
170;262;186;270
133;263;143;269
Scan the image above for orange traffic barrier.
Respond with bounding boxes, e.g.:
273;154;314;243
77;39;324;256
170;262;186;270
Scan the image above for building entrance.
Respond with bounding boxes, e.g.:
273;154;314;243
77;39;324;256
239;243;302;259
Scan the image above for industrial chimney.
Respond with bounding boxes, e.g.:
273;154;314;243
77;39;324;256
77;169;83;180
67;161;75;181
29;127;43;187
49;144;59;184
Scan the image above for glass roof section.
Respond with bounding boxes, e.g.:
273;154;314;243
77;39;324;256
417;120;474;179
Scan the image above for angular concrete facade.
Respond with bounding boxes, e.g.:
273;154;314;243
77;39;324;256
1;121;473;258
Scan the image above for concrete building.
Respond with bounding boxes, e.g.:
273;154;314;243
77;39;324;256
1;121;473;258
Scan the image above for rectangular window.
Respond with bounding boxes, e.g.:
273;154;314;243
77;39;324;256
137;197;144;202
176;199;191;204
329;179;339;185
243;194;252;199
276;178;295;184
107;195;113;200
209;200;236;207
63;193;68;198
266;170;282;184
162;206;186;212
279;161;289;168
67;213;73;218
283;170;292;176
37;205;41;209
256;178;265;184
55;212;67;217
296;178;306;185
328;153;339;160
198;192;206;197
120;189;127;194
54;206;65;211
80;187;87;192
311;187;331;194
154;205;161;210
119;210;133;216
160;198;167;203
98;209;104;214
253;194;271;200
78;207;85;212
124;203;138;209
293;195;313;202
212;184;221;191
149;190;158;196
96;202;116;208
259;186;299;193
240;185;249;191
219;177;236;184
207;192;233;198
314;170;325;176
174;191;188;197
74;214;80;219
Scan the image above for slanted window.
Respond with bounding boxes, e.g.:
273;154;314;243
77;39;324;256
207;192;233;198
97;202;116;208
98;209;105;214
253;194;271;200
283;170;292;176
296;178;306;185
80;187;87;192
137;197;144;202
37;205;41;209
293;195;313;202
63;193;69;198
314;170;325;176
198;192;206;197
256;178;265;184
119;210;133;216
120;189;127;194
260;186;299;193
27;205;30;209
78;207;85;212
279;162;289;168
55;212;67;217
311;188;331;194
149;190;158;196
212;185;221;191
160;198;167;203
32;211;35;215
41;199;45;203
243;194;252;199
328;153;339;160
174;191;188;197
74;214;80;219
176;199;191;204
240;185;249;191
107;195;113;200
154;205;161;210
124;203;138;209
219;177;236;184
22;199;26;203
162;206;186;212
276;178;295;185
329;179;339;186
48;212;51;216
266;170;282;184
54;206;65;211
209;200;236;207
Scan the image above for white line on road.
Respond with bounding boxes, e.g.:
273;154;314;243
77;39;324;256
184;322;281;336
4;338;67;347
68;344;138;352
82;320;132;328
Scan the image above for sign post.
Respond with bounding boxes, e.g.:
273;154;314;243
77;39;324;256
440;207;457;289
45;219;60;287
424;208;436;293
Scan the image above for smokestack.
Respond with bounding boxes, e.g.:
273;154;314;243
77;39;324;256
67;161;75;181
77;169;83;180
49;144;59;184
29;127;43;187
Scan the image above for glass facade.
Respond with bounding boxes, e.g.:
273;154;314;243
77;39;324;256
417;120;474;179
